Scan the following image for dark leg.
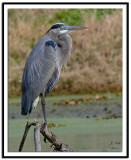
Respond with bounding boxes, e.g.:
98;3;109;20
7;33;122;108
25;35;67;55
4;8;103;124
41;95;48;143
41;95;48;128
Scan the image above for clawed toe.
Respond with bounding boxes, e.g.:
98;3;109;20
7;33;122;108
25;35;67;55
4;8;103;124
44;137;47;143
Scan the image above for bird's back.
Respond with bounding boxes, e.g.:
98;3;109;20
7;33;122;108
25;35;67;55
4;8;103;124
21;36;57;115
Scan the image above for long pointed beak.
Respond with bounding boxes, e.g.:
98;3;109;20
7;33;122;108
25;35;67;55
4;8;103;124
60;26;88;34
64;26;89;31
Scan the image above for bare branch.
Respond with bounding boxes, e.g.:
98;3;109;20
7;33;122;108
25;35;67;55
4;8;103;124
19;121;77;152
40;122;77;152
18;122;35;152
34;122;41;152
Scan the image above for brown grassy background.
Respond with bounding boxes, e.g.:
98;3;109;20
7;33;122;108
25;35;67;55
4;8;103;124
8;9;122;97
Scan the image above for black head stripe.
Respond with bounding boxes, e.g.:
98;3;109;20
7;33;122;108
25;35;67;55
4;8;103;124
45;23;67;35
50;23;65;30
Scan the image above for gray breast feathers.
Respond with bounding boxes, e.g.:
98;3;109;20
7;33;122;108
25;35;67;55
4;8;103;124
45;67;60;96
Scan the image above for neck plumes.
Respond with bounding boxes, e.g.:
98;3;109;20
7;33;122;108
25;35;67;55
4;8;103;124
48;32;72;69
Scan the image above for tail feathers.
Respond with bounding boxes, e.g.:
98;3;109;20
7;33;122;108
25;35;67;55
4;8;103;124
21;91;32;115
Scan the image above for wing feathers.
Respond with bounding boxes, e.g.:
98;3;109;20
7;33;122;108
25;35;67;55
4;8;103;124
21;37;57;115
45;67;60;96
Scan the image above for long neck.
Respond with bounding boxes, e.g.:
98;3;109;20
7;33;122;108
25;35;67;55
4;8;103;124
48;32;72;69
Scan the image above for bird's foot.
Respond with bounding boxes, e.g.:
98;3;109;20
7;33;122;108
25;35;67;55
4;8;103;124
41;121;49;143
34;118;38;123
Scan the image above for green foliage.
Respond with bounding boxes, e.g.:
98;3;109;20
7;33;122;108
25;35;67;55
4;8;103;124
84;9;115;20
8;9;18;27
49;9;83;26
66;79;73;86
49;9;115;26
23;11;33;23
33;14;47;27
61;78;73;89
8;9;15;17
95;9;115;20
10;51;27;64
28;38;36;49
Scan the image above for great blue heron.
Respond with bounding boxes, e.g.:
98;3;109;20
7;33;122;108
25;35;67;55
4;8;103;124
21;23;88;126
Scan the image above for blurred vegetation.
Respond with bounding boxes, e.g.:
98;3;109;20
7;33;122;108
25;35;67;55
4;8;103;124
8;9;122;97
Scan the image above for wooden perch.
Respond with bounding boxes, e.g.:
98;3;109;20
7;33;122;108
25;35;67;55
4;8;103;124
34;122;41;152
19;120;77;152
19;122;35;152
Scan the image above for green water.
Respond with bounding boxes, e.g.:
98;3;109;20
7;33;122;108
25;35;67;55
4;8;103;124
8;93;122;152
9;118;122;152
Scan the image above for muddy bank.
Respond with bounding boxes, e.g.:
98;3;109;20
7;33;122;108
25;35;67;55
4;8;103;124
9;93;122;120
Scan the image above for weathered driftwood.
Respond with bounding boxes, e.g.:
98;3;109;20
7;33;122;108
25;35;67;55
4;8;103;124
34;122;41;152
19;122;35;152
19;120;77;152
40;122;77;152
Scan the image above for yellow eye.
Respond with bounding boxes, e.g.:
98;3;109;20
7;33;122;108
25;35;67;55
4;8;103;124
60;27;63;30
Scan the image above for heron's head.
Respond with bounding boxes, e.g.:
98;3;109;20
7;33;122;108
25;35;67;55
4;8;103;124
45;23;88;35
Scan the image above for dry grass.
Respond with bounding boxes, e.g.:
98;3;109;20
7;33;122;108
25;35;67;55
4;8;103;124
8;9;122;97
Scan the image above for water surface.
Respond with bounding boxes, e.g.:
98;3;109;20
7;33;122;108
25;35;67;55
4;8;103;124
8;93;122;152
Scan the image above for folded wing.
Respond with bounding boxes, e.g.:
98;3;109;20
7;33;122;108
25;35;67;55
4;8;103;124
21;37;57;115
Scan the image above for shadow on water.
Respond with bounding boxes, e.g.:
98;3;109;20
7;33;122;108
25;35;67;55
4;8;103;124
8;93;122;152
